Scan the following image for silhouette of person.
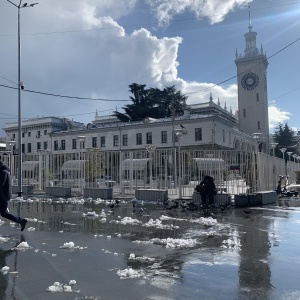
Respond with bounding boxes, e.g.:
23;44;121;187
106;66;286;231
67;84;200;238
0;161;27;231
195;175;217;206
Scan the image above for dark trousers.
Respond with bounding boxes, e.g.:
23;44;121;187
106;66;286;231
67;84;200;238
0;200;22;224
201;191;215;205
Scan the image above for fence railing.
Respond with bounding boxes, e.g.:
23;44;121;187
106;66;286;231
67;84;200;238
0;149;298;198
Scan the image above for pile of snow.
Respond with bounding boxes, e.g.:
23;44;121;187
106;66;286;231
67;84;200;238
202;231;221;237
160;215;185;221
1;266;9;274
59;242;87;250
117;268;145;279
143;218;179;230
110;217;142;225
99;210;106;217
0;236;10;243
16;241;31;249
151;237;198;249
46;281;79;293
83;211;98;217
128;253;156;262
190;217;218;226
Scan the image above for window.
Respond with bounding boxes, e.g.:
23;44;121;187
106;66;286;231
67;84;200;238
37;142;41;151
222;129;225;142
28;132;31;137
258;121;260;130
13;134;15;139
27;143;31;153
243;109;246;117
100;136;105;147
122;134;128;146
146;132;152;144
92;137;97;148
54;140;58;151
256;93;259;102
113;135;119;147
22;144;25;154
61;140;66;150
72;139;77;150
43;141;48;150
136;133;142;145
44;129;47;135
37;130;41;137
195;128;202;141
22;133;25;138
161;131;167;143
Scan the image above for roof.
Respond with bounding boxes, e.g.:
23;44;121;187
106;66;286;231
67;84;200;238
122;158;151;170
61;160;85;171
22;161;39;172
193;158;227;169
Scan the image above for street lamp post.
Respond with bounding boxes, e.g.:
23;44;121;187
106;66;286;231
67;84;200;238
145;145;156;188
270;142;278;156
287;152;293;180
6;0;38;196
7;141;16;184
279;148;287;160
287;152;293;161
77;136;86;195
174;128;187;199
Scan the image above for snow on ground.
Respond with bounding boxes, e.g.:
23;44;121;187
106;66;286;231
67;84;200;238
59;242;87;250
46;281;80;293
117;268;145;279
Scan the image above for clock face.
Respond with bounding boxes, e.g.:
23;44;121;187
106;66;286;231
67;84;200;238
241;72;259;90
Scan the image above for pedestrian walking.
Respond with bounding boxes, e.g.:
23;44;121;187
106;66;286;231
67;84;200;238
0;160;27;231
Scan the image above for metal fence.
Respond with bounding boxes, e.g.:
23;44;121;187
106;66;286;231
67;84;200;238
0;148;298;198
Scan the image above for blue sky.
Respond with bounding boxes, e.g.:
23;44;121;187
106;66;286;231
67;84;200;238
0;0;299;135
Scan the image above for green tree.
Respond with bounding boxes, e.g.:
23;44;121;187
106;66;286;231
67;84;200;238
273;123;298;159
84;148;105;183
114;84;187;121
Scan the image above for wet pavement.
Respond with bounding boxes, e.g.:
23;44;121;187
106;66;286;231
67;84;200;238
0;196;300;300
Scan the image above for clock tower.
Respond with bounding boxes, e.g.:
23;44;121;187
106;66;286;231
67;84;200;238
235;7;269;150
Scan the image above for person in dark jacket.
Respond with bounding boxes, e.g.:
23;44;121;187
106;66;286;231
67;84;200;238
0;160;27;231
195;175;217;206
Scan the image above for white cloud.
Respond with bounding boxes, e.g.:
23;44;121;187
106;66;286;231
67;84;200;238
0;0;292;137
146;0;253;25
268;105;291;130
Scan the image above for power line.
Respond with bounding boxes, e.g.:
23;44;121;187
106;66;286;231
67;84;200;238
1;2;300;37
0;83;130;102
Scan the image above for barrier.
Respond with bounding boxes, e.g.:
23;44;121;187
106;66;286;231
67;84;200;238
251;191;277;206
234;191;277;207
45;186;72;197
12;185;33;195
193;192;230;205
83;188;113;199
135;189;168;202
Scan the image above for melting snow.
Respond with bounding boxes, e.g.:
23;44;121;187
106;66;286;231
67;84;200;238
46;281;80;293
117;268;145;279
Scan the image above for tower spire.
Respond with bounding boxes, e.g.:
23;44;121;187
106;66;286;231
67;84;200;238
248;5;252;32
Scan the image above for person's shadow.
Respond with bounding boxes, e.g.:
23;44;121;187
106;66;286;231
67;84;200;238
0;234;25;299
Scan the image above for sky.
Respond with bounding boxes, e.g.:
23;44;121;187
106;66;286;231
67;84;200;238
0;0;300;136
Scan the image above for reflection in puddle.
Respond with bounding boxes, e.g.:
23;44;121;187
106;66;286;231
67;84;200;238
0;197;298;299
